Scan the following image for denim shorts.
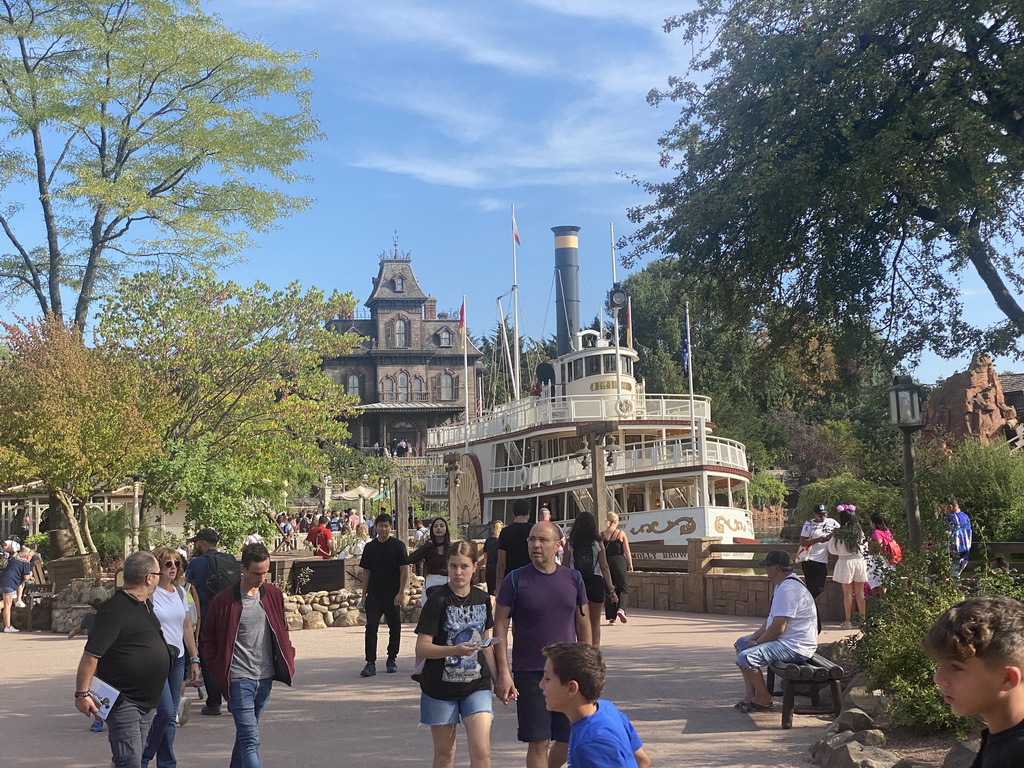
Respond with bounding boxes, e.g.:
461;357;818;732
419;688;493;726
2;587;16;595
734;634;808;670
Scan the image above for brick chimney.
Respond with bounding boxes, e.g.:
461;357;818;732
424;297;437;320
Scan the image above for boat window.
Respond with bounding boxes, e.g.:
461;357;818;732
624;357;633;375
603;354;617;373
572;359;583;380
561;363;567;383
585;355;601;376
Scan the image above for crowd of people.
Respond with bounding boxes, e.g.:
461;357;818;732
52;493;1024;768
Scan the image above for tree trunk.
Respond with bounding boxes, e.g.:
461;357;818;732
79;502;99;555
55;490;87;555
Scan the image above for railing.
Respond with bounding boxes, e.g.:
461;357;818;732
487;436;748;492
427;393;713;448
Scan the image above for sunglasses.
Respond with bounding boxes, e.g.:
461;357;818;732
163;560;181;569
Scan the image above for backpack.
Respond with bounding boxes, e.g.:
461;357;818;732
570;542;596;577
507;565;584;618
882;534;903;565
203;550;242;601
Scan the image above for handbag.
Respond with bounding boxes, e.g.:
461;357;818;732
795;545;812;563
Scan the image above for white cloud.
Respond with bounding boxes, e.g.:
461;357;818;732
474;198;507;212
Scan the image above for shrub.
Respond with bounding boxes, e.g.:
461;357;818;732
851;548;1024;737
791;473;903;535
23;532;51;561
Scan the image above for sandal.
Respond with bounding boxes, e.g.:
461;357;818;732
739;700;774;713
733;700;749;709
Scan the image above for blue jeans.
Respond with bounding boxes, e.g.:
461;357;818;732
141;655;184;767
106;700;156;768
734;634;808;670
228;678;273;768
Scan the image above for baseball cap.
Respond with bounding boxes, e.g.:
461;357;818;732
757;550;793;569
187;527;219;544
813;504;826;515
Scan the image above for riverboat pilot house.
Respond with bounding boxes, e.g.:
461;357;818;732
324;251;484;455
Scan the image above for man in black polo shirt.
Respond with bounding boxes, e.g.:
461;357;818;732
74;551;170;768
358;513;408;677
495;499;533;587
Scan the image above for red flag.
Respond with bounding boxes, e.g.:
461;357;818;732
512;213;521;246
459;299;466;335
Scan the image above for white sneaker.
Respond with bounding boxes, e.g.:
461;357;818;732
3;626;19;633
14;600;26;608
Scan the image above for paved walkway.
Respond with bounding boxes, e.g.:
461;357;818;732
2;609;855;767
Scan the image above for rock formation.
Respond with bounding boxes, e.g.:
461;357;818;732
923;353;1017;443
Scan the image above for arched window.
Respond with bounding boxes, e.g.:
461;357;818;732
383;377;395;401
346;374;360;397
395;319;407;348
439;329;452;347
398;372;409;402
413;377;424;400
395;274;405;292
441;373;456;400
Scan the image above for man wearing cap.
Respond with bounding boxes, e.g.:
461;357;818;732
799;504;839;600
733;550;818;712
184;527;225;716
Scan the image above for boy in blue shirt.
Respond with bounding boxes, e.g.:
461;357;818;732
924;595;1024;767
540;642;651;768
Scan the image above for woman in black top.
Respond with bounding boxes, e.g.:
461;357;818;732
601;511;634;624
407;517;452;606
482;521;503;595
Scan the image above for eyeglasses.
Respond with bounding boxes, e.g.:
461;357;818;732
148;572;162;577
163;560;181;568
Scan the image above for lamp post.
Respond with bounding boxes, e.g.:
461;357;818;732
888;375;925;549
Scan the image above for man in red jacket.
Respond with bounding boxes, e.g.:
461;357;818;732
199;542;295;768
306;515;333;559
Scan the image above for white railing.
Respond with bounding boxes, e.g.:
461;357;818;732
426;393;713;448
487;435;748;492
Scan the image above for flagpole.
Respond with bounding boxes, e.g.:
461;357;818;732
685;301;699;463
610;223;623;402
463;295;470;450
511;204;521;400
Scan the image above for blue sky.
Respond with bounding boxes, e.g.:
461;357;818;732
0;0;1012;385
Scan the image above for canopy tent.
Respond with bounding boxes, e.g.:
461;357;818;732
333;485;378;502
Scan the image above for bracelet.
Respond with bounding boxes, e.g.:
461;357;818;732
74;691;91;699
189;658;200;664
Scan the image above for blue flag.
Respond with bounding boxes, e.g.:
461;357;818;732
681;317;690;373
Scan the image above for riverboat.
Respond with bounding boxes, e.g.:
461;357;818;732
423;226;754;561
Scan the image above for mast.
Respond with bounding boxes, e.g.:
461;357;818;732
610;223;623;400
511;204;522;399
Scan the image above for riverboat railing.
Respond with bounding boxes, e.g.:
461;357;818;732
426;393;712;448
487;435;748;492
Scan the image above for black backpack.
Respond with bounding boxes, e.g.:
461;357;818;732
203;550;241;601
572;542;596;577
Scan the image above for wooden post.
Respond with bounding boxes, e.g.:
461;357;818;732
684;537;721;613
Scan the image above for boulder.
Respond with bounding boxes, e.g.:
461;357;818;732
941;742;980;768
843;685;886;719
823;742;900;768
312;604;329;614
323;612;334;627
302;611;326;630
853;730;887;748
810;730;856;766
297;604;312;616
286;613;303;631
923;352;1017;443
836;707;875;733
891;760;932;768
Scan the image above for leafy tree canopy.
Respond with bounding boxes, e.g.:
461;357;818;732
0;317;165;552
0;0;321;326
628;0;1024;362
98;268;360;538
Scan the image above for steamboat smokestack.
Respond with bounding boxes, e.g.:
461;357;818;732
552;225;581;356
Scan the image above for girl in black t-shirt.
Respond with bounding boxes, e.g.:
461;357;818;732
415;540;497;768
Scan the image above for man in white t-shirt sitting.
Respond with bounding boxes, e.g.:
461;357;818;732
799;504;839;599
733;550;818;713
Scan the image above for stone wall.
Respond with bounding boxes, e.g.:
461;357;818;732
51;577;116;634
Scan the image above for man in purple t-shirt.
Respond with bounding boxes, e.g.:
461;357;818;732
494;521;591;768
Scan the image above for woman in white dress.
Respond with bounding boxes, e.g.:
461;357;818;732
827;506;868;629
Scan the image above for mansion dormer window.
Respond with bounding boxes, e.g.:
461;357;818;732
395;274;405;292
394;318;408;348
439;329;452;347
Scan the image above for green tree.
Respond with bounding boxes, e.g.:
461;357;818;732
0;0;320;326
0;317;164;553
628;0;1024;360
98;269;360;544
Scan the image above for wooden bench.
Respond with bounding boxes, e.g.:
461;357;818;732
766;652;845;729
24;560;54;631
